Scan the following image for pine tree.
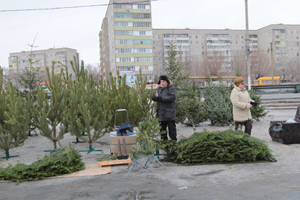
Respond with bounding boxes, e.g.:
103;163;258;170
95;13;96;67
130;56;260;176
176;81;207;129
204;77;233;126
164;41;189;89
0;69;30;160
132;69;156;123
66;73;112;153
18;56;42;136
32;63;68;152
249;90;269;122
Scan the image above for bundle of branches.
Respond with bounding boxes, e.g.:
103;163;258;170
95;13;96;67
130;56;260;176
0;144;85;182
161;129;277;164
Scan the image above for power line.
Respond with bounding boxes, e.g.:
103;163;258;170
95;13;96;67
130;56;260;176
0;0;160;12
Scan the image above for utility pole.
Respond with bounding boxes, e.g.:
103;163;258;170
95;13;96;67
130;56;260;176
270;42;274;84
245;0;251;90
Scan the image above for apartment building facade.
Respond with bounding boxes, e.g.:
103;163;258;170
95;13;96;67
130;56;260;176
99;0;153;84
99;1;300;82
8;47;78;76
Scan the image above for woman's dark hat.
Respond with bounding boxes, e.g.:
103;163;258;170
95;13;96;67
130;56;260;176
158;74;170;85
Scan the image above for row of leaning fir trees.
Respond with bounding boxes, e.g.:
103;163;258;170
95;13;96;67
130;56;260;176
0;56;158;159
0;46;268;159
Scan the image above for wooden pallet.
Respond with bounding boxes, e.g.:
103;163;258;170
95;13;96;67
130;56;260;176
98;157;131;168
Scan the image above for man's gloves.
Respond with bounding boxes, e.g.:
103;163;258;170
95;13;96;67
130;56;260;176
156;96;163;102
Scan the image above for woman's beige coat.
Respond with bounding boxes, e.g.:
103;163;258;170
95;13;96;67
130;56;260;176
230;85;253;122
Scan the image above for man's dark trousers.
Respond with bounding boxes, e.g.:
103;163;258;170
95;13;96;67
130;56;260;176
234;120;252;135
160;120;177;141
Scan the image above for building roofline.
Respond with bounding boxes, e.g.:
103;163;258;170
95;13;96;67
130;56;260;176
152;28;257;31
10;47;77;54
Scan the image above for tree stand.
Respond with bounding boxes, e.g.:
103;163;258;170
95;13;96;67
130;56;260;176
44;145;59;153
0;151;19;160
155;150;167;159
28;124;38;137
79;144;102;154
125;159;152;179
72;137;86;144
72;131;87;144
139;154;167;174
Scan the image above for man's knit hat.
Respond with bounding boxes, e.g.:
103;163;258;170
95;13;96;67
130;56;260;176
234;77;245;86
158;74;170;85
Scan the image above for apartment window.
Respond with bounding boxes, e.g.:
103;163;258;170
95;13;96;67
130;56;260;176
195;36;198;39
139;31;146;35
291;42;294;45
115;39;134;44
134;57;152;62
134;39;152;44
136;48;151;53
159;52;162;55
158;41;161;44
133;22;151;27
291;31;293;34
159;47;161;50
115;31;133;35
291;36;294;39
190;41;192;44
189;36;192;38
196;46;198;49
132;13;151;18
196;41;198;44
190;47;192;49
241;36;244;39
236;41;238;44
201;36;204;39
114;12;132;18
153;41;155;44
116;57;132;62
297;42;299;45
137;4;145;9
158;35;161;39
298;53;299;56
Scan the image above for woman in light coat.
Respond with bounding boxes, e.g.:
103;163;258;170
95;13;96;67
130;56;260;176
230;77;254;135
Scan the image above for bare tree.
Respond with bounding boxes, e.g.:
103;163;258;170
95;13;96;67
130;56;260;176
86;64;101;81
285;58;300;82
231;50;247;77
200;51;226;76
250;49;271;79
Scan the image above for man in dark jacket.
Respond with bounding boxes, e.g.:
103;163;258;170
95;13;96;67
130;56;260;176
152;74;177;141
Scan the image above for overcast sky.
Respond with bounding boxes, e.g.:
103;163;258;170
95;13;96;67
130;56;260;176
1;0;300;69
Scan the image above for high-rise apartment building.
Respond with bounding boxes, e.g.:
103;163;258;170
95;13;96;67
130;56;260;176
99;0;153;84
8;47;78;76
99;1;300;82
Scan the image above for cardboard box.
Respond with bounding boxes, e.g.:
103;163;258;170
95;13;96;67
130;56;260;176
110;131;137;154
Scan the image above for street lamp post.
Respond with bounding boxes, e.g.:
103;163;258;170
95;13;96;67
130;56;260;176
245;0;251;90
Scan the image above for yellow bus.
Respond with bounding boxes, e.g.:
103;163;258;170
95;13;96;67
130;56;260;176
252;77;281;86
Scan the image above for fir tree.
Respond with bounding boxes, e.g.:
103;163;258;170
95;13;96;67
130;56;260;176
0;69;30;160
249;90;269;122
66;73;112;153
32;63;68;152
176;81;207;129
203;77;233;126
164;41;189;89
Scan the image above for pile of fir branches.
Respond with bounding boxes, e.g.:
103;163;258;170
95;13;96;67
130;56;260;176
0;144;85;182
161;129;277;164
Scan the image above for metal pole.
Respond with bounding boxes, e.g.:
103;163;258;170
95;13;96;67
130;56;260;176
270;42;274;84
245;0;251;90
